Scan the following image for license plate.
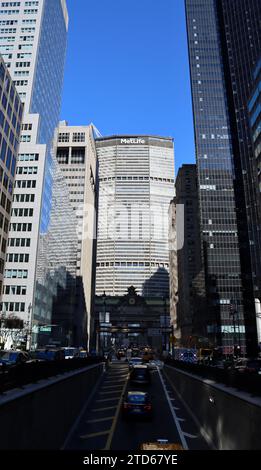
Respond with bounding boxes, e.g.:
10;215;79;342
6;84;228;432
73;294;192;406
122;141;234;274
133;408;141;412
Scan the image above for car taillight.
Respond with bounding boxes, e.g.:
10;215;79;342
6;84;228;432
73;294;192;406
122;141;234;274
144;405;152;411
123;403;131;409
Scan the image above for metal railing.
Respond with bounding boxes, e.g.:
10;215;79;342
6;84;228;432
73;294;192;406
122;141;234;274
165;358;261;397
0;357;104;394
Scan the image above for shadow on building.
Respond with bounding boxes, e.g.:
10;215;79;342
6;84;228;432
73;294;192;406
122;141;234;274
142;267;169;298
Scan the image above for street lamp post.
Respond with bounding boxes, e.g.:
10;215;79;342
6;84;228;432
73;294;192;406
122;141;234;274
230;299;241;357
26;302;33;351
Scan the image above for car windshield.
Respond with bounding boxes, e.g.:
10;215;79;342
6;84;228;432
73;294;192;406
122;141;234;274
128;394;147;404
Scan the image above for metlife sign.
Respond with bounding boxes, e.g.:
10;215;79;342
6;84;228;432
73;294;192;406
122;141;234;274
120;137;146;145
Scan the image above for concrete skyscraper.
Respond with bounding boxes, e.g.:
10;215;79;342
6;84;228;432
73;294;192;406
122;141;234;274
55;121;99;346
185;0;261;355
0;56;22;302
0;1;69;346
95;135;174;297
173;164;206;345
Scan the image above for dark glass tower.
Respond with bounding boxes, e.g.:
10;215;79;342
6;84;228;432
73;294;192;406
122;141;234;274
185;0;261;356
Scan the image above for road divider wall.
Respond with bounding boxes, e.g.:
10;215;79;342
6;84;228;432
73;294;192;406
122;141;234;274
0;363;104;449
164;365;261;449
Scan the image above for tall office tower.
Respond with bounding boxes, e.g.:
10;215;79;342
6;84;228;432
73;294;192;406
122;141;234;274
95;135;175;297
185;0;260;355
0;1;69;346
174;165;206;345
168;198;179;338
55;122;98;346
34;157;78;348
0;57;23;301
248;59;261;225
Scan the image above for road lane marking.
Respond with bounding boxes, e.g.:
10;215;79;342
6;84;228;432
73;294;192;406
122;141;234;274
96;397;121;403
183;432;198;439
157;367;189;450
104;374;128;450
163;367;216;449
101;385;124;389
92;406;117;412
87;416;115;423
99;390;122;395
80;430;110;439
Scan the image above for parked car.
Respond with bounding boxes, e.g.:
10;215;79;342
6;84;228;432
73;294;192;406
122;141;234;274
34;348;65;361
79;350;88;358
122;391;153;419
129;365;151;385
0;350;29;368
233;358;261;374
147;359;164;370
62;347;79;359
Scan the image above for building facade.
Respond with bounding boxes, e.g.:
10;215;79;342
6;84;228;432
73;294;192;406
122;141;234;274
55;121;99;346
248;58;261;226
0;56;22;301
0;0;69;347
95;135;175;298
174;164;206;346
185;0;247;355
94;287;170;353
168;198;178;337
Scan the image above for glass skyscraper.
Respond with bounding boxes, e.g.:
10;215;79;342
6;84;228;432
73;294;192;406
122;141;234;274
185;0;261;355
185;0;245;354
0;0;69;347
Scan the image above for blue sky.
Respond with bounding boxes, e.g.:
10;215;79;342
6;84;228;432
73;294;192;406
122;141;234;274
61;0;195;172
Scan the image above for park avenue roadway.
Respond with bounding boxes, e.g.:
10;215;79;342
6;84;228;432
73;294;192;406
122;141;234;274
64;361;211;451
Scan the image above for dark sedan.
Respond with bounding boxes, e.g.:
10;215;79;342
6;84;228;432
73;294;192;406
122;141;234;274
122;391;153;419
129;365;151;385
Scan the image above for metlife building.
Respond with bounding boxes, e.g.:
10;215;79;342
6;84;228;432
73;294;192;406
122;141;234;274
95;135;175;297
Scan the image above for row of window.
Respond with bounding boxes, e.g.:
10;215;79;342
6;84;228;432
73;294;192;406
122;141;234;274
6;252;29;263
13;193;34;202
21;123;31;130
18;152;38;161
0;19;36;25
58;132;86;143
11;207;33;217
4;268;27;278
3;284;26;295
15;179;36;188
20;134;31;142
97;261;169;267
0;27;34;34
99;176;174;183
8;237;30;247
1;301;25;312
0;8;38;14
10;222;32;231
16;166;37;174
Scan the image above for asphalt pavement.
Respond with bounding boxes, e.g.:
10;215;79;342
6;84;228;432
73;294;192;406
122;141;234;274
65;360;211;451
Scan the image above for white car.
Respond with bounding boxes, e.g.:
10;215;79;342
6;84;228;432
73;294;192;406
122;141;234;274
62;347;79;359
147;360;164;370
